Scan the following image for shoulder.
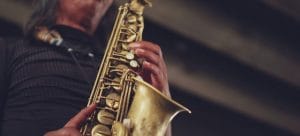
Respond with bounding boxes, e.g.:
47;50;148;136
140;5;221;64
0;37;32;70
0;36;27;52
0;36;42;58
0;37;17;70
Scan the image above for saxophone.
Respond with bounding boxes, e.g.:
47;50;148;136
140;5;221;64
79;0;191;136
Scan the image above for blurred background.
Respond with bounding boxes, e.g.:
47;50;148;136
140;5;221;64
0;0;299;136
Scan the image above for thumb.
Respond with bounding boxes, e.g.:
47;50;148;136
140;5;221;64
64;103;97;128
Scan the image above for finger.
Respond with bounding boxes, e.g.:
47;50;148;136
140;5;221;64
64;103;97;128
129;41;168;74
143;61;170;96
149;73;171;98
44;127;81;136
134;48;168;74
129;41;162;57
143;58;168;81
143;61;165;89
134;48;161;66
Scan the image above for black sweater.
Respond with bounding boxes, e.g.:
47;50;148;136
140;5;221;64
0;25;103;136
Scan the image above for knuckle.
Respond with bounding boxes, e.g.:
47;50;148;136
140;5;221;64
154;44;161;51
151;54;159;62
159;50;164;57
154;66;161;75
149;64;158;73
149;63;155;70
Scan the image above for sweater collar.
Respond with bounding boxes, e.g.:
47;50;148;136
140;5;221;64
51;25;97;48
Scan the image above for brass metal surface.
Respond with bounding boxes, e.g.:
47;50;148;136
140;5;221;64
128;78;191;136
97;110;115;125
80;0;191;136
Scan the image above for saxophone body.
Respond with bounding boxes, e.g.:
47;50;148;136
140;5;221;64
80;0;191;136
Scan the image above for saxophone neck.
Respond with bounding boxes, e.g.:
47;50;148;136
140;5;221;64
128;0;152;15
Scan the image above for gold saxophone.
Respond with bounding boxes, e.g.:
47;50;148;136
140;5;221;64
79;0;191;136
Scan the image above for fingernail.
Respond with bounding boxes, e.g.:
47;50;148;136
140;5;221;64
144;61;150;65
87;104;93;108
129;43;139;48
135;49;144;54
89;103;96;107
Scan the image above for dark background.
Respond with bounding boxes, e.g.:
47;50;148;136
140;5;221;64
0;0;299;136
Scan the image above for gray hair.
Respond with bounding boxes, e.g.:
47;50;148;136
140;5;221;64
24;0;58;36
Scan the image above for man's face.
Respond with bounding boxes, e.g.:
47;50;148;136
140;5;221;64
58;0;113;32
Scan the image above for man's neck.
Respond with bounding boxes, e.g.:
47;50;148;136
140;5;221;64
56;17;93;35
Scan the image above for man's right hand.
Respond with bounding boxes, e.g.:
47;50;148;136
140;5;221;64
44;104;96;136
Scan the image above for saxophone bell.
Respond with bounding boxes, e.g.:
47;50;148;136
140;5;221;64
127;77;191;136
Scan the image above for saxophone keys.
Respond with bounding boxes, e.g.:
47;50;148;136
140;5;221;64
125;52;135;60
97;110;115;125
111;78;122;91
106;93;120;110
113;86;122;92
121;43;129;50
112;121;129;136
116;51;135;60
122;118;133;130
91;124;111;136
127;15;137;23
129;60;138;68
116;64;129;71
112;77;121;83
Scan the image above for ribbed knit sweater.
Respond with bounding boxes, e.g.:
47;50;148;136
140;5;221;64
0;25;103;136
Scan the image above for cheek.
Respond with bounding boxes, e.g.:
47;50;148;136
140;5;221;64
104;0;114;9
72;2;96;20
95;0;113;15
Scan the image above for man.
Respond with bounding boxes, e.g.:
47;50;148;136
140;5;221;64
0;0;171;136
